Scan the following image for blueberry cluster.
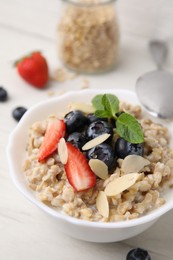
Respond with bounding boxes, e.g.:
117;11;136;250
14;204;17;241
64;110;144;171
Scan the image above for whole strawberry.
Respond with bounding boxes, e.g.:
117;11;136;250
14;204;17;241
16;51;49;88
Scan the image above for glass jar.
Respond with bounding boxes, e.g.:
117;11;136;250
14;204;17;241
58;0;119;73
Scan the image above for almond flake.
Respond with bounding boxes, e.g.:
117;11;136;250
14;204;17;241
89;159;108;180
57;138;68;164
82;133;110;151
68;102;94;113
105;173;140;196
96;191;109;218
122;155;150;174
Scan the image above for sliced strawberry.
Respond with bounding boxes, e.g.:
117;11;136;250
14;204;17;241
65;142;96;192
38;118;66;162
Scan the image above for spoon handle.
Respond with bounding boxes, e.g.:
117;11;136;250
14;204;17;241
149;40;168;70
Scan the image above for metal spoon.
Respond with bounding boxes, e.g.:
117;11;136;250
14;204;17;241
136;40;173;119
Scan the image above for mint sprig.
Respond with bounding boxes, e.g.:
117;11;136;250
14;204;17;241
116;113;144;144
92;94;119;119
102;94;119;118
92;94;105;111
95;110;110;118
91;94;144;144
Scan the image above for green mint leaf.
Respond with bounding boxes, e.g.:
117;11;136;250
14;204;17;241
95;110;110;118
116;113;144;144
102;94;119;118
92;95;104;110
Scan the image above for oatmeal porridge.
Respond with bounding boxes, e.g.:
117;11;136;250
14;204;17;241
23;94;173;222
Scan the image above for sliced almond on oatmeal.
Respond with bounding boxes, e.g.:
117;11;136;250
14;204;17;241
57;138;68;164
96;191;109;218
68;102;95;113
105;173;139;197
89;159;108;180
122;155;150;174
82;133;110;151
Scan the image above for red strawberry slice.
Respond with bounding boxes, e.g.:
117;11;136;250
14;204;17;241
65;142;96;192
38;118;66;162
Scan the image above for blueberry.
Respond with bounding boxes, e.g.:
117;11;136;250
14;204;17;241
87;143;115;170
126;248;151;260
87;113;108;124
115;137;144;159
86;120;113;140
66;132;88;150
0;87;8;102
12;106;27;121
64;110;88;134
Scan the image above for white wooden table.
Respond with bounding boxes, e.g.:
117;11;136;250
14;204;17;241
1;0;173;259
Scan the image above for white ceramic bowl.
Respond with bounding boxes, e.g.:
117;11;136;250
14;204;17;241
7;89;173;243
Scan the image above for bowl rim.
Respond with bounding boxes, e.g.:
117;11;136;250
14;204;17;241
6;88;173;229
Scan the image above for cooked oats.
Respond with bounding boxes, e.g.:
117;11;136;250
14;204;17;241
23;102;173;222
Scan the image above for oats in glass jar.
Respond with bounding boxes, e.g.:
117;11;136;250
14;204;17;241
58;0;119;73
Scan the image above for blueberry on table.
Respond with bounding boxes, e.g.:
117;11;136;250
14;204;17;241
115;137;144;159
66;132;88;150
87;143;115;170
126;248;151;260
87;113;108;124
12;106;27;121
64;110;88;134
86;120;113;140
0;86;8;102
